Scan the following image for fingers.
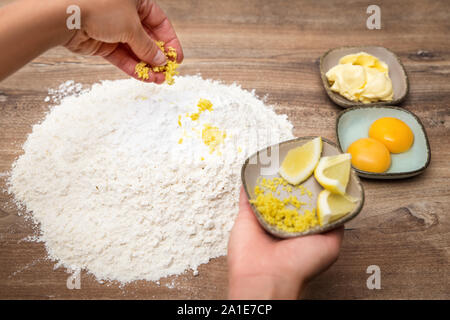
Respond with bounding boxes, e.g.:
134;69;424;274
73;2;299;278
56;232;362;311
291;226;344;259
127;26;167;67
138;0;184;63
108;0;182;82
324;226;345;250
236;187;268;237
314;226;344;263
228;187;273;259
283;226;344;281
238;187;257;221
317;226;345;266
104;44;165;83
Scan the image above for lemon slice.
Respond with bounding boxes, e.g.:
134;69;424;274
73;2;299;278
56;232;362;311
314;153;351;195
279;137;323;185
317;189;357;226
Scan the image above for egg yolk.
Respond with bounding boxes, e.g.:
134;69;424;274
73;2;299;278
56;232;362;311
347;138;391;173
369;117;414;153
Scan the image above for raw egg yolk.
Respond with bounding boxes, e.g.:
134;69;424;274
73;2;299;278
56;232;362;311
369;117;414;153
347;138;391;173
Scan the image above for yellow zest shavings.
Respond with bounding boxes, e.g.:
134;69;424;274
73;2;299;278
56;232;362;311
259;177;286;192
250;177;318;233
250;191;318;233
189;113;200;121
188;98;213;121
135;62;150;80
283;195;306;209
135;40;180;85
177;98;226;156
255;185;264;196
297;184;313;198
202;124;227;154
197;98;213;112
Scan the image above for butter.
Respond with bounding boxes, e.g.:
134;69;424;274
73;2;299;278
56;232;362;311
326;52;393;103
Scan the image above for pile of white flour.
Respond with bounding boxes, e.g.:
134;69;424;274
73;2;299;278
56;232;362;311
8;76;293;283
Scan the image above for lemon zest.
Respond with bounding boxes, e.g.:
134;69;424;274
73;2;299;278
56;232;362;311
187;98;213;121
202;124;226;154
135;62;150;80
250;191;318;233
134;41;180;85
250;177;317;233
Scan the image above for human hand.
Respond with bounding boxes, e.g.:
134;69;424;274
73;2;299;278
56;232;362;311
64;0;183;83
227;187;344;299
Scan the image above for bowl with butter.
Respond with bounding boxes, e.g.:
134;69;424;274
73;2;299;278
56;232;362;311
320;46;408;108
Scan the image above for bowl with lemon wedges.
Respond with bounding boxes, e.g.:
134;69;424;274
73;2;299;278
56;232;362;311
241;137;364;238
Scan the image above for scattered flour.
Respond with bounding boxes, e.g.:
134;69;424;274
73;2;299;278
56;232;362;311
8;75;294;284
45;80;85;103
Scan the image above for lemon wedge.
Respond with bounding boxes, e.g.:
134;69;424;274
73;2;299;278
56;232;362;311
314;153;351;195
279;137;323;185
317;190;357;226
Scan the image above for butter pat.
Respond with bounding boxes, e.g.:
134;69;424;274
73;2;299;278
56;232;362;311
326;52;393;103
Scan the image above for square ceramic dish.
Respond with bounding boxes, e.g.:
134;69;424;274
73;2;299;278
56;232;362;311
320;46;409;108
336;106;431;179
241;136;364;239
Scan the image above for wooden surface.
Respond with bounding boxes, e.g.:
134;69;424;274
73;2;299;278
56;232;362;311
0;0;449;299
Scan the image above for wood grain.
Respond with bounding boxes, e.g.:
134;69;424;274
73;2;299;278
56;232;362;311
0;0;449;299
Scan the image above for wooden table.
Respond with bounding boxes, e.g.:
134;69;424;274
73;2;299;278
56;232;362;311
0;0;449;299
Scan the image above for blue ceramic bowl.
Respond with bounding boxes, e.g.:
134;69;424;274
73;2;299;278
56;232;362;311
336;106;431;179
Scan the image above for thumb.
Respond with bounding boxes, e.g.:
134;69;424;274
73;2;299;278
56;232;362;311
127;26;167;67
236;187;268;237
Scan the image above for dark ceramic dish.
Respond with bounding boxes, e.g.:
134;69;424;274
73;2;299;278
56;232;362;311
320;46;409;108
241;136;365;238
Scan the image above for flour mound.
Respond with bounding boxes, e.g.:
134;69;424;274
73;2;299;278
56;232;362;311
8;76;293;283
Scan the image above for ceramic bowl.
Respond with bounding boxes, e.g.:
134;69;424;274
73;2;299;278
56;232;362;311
336;106;431;179
320;46;409;108
241;136;364;239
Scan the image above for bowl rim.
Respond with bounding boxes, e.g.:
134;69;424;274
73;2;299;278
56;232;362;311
241;136;365;239
319;45;409;108
335;105;432;179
